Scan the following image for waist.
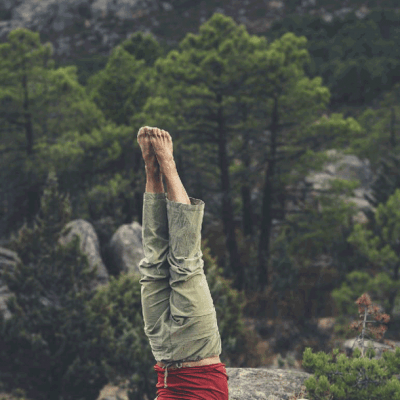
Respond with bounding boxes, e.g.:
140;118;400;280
156;355;221;370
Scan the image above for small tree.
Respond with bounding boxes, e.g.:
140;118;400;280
348;293;394;358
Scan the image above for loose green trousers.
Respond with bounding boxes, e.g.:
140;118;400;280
139;192;221;367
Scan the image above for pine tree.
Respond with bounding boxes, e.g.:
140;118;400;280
0;169;107;400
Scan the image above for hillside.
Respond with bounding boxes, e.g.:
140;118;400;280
0;0;395;68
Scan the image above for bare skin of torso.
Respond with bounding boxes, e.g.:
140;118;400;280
156;355;221;370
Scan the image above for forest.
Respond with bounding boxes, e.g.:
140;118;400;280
1;6;400;400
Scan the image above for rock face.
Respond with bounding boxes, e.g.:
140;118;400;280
58;219;110;287
108;221;144;277
226;368;310;400
0;0;378;66
286;148;376;225
343;337;400;360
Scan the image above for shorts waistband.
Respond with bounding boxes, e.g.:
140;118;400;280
154;359;224;389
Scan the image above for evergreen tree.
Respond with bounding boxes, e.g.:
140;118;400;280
87;46;154;126
0;28;105;239
0;169;108;400
132;12;362;293
120;31;164;66
345;188;400;316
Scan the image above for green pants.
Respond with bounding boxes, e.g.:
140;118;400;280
139;192;221;368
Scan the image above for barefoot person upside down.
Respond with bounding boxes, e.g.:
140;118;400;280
137;126;229;399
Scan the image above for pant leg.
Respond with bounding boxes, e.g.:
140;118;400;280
164;196;222;362
138;192;172;362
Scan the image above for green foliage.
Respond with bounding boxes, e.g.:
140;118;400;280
120;31;164;67
84;273;156;400
130;12;355;292
87;46;153;126
368;152;400;208
302;292;400;400
332;271;399;318
347;188;400;270
26;123;140;226
303;346;400;400
68;54;109;86
0;27;105;238
0;170;109;400
0;28;104;139
268;174;362;320
345;82;400;171
266;8;400;107
201;238;264;367
336;188;400;318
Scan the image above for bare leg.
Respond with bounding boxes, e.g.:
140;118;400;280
137;126;165;194
147;128;190;205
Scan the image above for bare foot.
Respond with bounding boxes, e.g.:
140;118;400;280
137;126;160;174
147;128;176;175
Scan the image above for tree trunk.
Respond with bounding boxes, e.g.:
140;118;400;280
258;96;279;290
241;103;253;237
196;170;204;201
22;63;38;225
241;184;253;237
22;68;33;157
390;107;396;148
176;151;186;188
216;93;242;290
388;263;400;316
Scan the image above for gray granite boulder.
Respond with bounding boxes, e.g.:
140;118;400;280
286;149;377;225
226;368;310;400
0;246;21;321
108;221;144;277
58;219;109;287
343;337;400;360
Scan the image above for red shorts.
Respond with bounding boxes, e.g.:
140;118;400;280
154;362;229;400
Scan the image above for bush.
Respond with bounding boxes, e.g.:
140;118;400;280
302;293;400;400
84;273;156;400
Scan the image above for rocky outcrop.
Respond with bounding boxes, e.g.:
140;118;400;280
108;221;144;276
0;0;378;66
286;148;377;225
343;337;400;360
58;219;109;287
226;368;310;400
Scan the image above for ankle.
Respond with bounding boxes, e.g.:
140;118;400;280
145;170;164;194
145;161;160;175
160;158;177;177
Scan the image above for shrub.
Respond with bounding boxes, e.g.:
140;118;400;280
301;293;400;400
84;273;156;400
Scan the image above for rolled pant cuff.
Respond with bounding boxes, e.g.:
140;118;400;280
166;196;205;284
139;192;169;280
